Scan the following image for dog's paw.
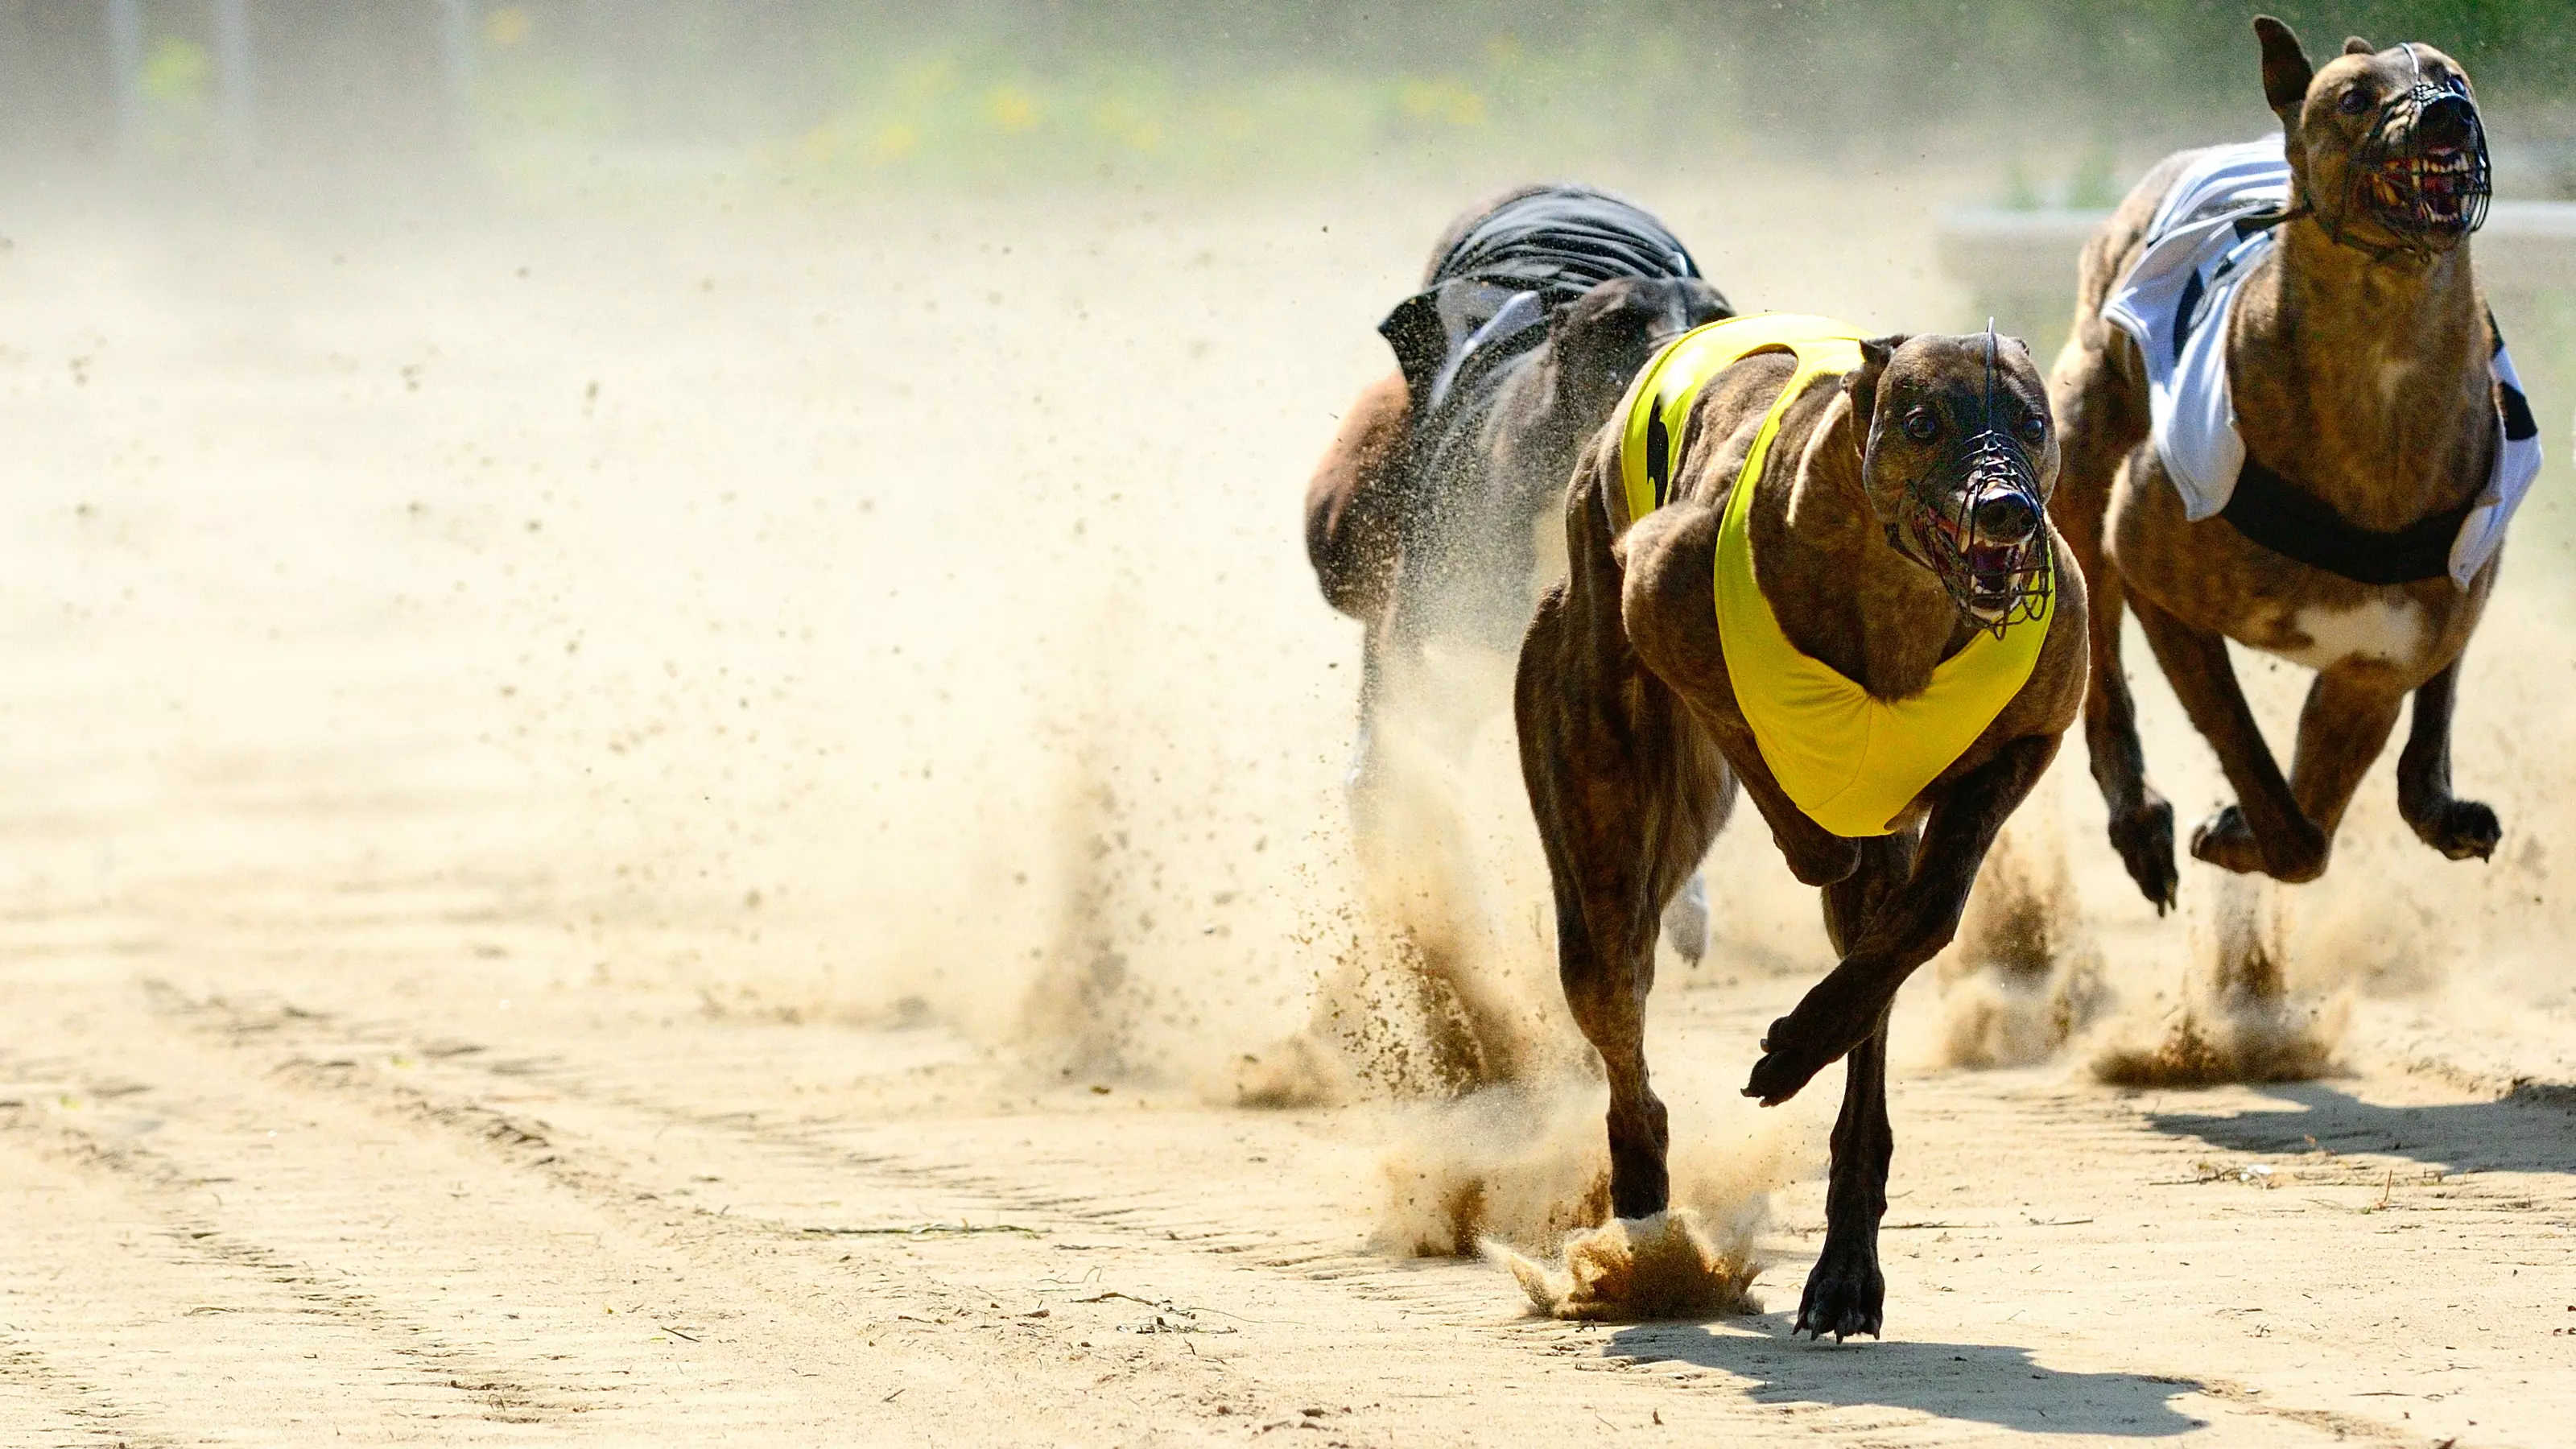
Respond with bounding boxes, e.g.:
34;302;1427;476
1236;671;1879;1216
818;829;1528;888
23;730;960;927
1794;1244;1885;1342
2191;806;2327;882
1743;1044;1815;1108
1661;874;1710;966
1742;1003;1865;1107
2187;806;2262;873
2108;795;2178;914
2417;798;2500;861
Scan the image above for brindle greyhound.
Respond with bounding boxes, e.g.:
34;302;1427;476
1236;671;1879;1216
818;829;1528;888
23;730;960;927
1308;186;1728;1084
1516;316;2084;1337
2053;18;2518;906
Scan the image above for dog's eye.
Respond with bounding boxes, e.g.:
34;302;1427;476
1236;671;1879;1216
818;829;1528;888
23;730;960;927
2017;415;2046;444
1902;411;1938;443
2339;86;2373;115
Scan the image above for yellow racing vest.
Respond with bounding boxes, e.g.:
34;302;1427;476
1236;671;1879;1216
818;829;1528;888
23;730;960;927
1616;314;2054;837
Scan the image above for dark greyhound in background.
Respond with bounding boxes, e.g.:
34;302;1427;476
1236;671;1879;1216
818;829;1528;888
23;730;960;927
1304;184;1730;1087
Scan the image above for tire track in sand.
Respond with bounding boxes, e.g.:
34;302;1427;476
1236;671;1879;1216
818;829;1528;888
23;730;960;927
0;1066;603;1439
20;980;1867;1447
116;980;2379;1449
0;1002;1154;1447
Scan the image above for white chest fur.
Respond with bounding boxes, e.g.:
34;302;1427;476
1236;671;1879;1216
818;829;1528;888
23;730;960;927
2270;598;2429;671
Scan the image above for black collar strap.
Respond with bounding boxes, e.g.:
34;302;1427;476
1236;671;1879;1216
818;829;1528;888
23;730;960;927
2220;452;2471;584
2221;310;2525;587
2240;195;2435;268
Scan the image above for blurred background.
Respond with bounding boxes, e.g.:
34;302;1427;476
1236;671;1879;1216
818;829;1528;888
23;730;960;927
3;2;2573;1092
6;2;2576;192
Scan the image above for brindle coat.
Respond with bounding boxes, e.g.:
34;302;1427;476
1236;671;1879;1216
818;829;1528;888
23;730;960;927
1515;333;2087;1338
2052;17;2503;907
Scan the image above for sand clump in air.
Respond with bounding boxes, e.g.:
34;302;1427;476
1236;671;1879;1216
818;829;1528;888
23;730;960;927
1231;667;1586;1108
1493;1211;1762;1322
1376;1081;1791;1321
1226;886;1538;1108
2092;874;2347;1088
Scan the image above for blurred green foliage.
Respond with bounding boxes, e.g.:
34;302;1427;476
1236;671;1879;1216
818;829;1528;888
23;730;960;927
454;1;2576;186
139;34;215;158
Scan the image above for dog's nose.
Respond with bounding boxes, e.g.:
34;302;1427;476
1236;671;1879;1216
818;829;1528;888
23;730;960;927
2417;95;2475;149
1972;492;2040;544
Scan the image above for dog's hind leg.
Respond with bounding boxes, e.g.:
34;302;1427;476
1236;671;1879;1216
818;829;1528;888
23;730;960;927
1350;622;1528;1088
2126;593;2330;882
1343;621;1423;914
1517;487;1731;1217
1321;373;1414;895
1345;622;1390;807
2232;665;2403;872
2396;658;2503;861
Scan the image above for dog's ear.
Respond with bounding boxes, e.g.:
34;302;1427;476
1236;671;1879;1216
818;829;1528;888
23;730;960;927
2343;36;2375;56
1844;335;1902;452
2253;16;2314;118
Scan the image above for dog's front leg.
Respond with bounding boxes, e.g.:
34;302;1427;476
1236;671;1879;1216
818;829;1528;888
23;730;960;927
2396;658;2503;861
1743;734;2058;1107
1789;830;1909;1340
2127;594;2328;881
2050;326;2171;910
2070;531;2177;912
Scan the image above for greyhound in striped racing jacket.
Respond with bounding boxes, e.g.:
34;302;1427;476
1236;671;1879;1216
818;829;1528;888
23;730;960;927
2050;16;2536;909
1303;184;1730;1088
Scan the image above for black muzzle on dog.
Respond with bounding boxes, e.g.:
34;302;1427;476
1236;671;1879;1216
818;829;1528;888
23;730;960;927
2344;46;2491;252
1893;328;2050;638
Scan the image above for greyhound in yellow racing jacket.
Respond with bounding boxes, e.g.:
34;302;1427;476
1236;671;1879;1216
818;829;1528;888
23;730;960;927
1514;309;2082;1339
1615;313;2055;837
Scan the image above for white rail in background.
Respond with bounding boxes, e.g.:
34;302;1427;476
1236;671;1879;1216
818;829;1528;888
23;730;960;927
1941;202;2576;309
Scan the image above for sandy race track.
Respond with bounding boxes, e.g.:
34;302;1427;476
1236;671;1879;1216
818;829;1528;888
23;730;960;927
5;160;2576;1447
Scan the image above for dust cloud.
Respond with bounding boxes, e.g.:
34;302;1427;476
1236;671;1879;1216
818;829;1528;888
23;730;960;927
1929;802;2109;1070
2091;873;2348;1088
